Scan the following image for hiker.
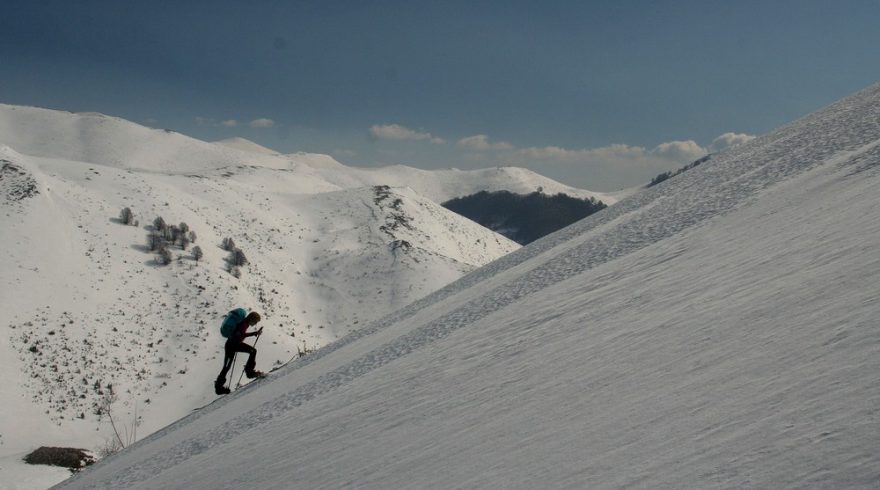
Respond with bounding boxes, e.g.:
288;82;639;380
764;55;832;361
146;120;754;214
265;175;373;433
215;310;264;395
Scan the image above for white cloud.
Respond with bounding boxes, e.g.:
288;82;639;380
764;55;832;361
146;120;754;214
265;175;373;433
517;143;649;163
195;117;250;128
515;140;708;166
249;118;275;128
708;132;756;153
369;124;445;144
650;140;707;163
457;134;514;151
507;140;711;190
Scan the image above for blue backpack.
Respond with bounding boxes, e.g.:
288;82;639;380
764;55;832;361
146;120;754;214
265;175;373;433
220;308;247;338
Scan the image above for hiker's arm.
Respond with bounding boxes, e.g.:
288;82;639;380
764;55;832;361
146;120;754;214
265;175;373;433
246;327;263;337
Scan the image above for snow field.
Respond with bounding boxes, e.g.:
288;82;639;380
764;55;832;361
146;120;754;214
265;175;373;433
55;84;880;488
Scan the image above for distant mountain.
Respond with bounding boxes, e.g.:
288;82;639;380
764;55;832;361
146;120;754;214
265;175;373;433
442;190;607;244
340;164;615;204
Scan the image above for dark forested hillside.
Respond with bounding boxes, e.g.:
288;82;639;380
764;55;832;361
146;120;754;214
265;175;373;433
442;191;606;245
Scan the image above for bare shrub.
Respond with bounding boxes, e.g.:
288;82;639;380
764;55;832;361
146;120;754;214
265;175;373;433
158;246;173;265
153;216;166;232
98;388;140;453
222;237;236;251
229;248;248;267
147;232;163;251
119;207;134;225
96;438;123;459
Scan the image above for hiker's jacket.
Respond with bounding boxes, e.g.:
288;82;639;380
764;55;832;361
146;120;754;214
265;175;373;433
230;319;251;343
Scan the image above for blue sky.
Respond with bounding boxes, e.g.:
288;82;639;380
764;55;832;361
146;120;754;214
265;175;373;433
2;0;879;190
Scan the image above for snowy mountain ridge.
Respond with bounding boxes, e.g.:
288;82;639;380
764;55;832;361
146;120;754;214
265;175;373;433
51;82;880;489
0;104;617;204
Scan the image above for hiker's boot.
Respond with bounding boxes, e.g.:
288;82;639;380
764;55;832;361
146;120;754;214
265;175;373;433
214;378;230;395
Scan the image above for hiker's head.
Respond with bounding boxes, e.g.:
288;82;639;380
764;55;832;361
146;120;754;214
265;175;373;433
246;312;261;325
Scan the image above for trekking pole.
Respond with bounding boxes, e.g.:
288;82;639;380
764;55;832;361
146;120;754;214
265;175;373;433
226;353;238;391
235;331;262;388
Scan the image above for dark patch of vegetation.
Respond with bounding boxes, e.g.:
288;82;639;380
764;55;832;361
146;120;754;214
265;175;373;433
373;185;413;237
144;216;196;265
24;447;96;472
1;161;39;201
442;191;606;245
647;154;712;187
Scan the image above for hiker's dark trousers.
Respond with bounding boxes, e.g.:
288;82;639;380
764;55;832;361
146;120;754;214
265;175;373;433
216;339;257;383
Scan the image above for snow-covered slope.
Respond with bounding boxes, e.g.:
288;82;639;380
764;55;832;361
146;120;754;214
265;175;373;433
55;82;880;489
213;137;281;156
0;104;566;486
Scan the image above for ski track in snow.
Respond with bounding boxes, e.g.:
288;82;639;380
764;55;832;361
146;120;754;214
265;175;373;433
56;85;880;488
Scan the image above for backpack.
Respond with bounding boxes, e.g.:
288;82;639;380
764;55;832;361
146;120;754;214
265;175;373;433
220;308;247;338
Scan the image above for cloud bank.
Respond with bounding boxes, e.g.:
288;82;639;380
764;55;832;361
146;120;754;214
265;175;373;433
196;116;274;129
515;140;707;166
503;132;754;189
457;134;514;151
651;140;707;163
249;118;275;128
708;132;756;153
363;122;755;189
370;124;445;144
